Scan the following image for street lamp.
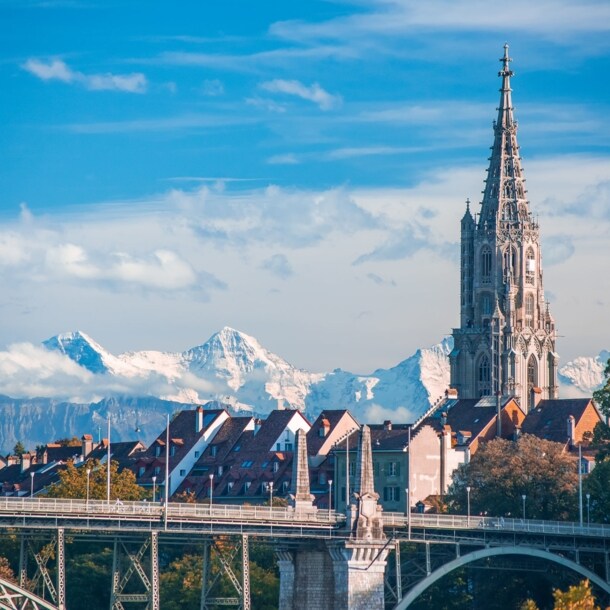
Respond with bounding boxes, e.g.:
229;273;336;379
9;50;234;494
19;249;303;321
152;476;157;503
86;468;91;508
30;471;34;498
578;443;584;527
269;481;274;513
328;479;333;518
466;486;471;525
209;473;214;508
522;494;526;521
586;493;591;526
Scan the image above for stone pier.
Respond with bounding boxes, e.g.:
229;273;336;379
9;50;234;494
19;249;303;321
277;425;389;610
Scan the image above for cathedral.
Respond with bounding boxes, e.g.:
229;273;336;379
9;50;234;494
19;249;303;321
450;45;559;412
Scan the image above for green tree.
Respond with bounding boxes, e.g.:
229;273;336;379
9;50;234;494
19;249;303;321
13;441;25;456
593;357;610;418
583;458;610;523
591;422;610;464
46;459;147;501
448;435;578;520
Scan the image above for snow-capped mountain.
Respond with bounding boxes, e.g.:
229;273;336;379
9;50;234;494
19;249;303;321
558;350;610;397
0;327;605;452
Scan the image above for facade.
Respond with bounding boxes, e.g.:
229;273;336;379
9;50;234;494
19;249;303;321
451;45;558;411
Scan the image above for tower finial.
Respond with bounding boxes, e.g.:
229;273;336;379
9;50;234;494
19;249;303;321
466;197;471;212
499;43;514;81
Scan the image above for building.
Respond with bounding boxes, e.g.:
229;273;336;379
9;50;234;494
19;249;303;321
451;44;558;411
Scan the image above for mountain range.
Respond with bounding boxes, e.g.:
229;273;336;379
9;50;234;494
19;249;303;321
0;327;606;453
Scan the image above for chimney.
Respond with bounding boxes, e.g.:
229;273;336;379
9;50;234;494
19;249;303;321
446;388;458;399
196;406;204;433
81;434;93;457
567;415;576;447
21;453;32;473
383;420;392;431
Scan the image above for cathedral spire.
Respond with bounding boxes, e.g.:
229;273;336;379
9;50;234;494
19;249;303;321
451;45;558;411
479;43;529;229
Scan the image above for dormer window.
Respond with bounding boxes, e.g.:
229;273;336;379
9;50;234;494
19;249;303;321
211;446;218;457
155;445;161;457
273;461;279;473
170;445;176;457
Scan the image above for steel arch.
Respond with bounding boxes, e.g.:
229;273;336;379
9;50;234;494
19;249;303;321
394;546;610;609
0;577;58;610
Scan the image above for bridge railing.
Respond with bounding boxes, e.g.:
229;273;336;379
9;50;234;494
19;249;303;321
0;496;346;526
382;511;610;539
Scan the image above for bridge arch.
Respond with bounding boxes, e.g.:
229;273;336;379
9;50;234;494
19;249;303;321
0;577;59;610
394;546;610;609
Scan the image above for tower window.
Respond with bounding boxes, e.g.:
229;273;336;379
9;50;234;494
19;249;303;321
526;248;535;284
525;294;534;326
527;354;538;389
478;355;491;397
481;293;493;316
481;247;492;284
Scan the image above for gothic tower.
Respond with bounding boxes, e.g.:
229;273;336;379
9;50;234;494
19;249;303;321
450;45;558;412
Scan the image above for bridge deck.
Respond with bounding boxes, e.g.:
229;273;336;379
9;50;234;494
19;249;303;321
1;498;609;546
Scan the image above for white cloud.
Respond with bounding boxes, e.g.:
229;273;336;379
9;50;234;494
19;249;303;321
23;58;147;93
201;79;224;96
260;79;342;110
267;153;299;165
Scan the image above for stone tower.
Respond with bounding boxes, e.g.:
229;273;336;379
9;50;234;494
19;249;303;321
450;45;558;412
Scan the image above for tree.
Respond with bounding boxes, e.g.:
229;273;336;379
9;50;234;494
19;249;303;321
0;556;15;582
13;441;25;456
591;422;610;464
593;357;610;418
448;435;578;520
583;458;610;523
523;579;607;610
46;459;147;501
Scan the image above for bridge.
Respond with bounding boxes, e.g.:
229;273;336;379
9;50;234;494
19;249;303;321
1;427;608;609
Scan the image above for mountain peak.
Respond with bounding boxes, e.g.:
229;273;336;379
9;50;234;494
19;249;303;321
43;330;110;374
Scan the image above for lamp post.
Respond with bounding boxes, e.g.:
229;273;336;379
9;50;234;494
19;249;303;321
522;494;526;521
152;476;157;503
578;443;584;527
586;493;591;526
30;471;34;498
86;468;91;508
269;481;274;513
405;487;411;540
328;479;333;518
209;473;214;508
466;486;471;526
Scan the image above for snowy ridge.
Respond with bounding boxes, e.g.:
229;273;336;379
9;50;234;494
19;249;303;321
0;328;605;451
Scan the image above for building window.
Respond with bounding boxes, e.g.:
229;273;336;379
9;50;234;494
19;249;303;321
194;451;200;458
349;462;356;476
481;247;492;283
227;482;234;491
170;446;176;457
284;443;293;452
155;446;161;457
218;465;223;476
383;487;400;502
138;466;145;478
525;293;535;326
478;355;491;396
154;466;160;476
273;462;279;473
527;354;538;389
387;462;400;477
319;472;327;485
179;469;186;476
526;248;535;284
341;487;346;502
276;443;281;451
241;460;254;468
481;292;493;317
373;461;380;476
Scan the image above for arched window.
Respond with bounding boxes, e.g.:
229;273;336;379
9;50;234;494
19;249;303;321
478;355;491;397
526;248;535;284
525;294;535;326
481;247;492;284
504;247;517;279
527;354;538;389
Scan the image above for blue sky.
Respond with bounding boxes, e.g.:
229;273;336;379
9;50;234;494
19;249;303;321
0;0;609;376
